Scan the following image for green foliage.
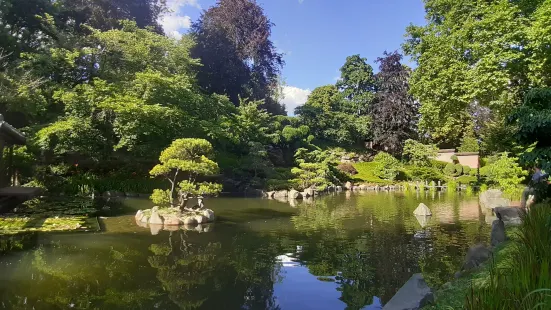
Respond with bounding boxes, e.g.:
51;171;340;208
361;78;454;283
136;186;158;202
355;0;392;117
406;166;446;182
402;139;438;166
466;205;551;309
456;175;477;185
450;155;458;163
444;163;456;176
462;165;471;175
430;160;448;170
458;134;480;153
454;164;464;176
372;152;401;181
150;139;221;206
151;189;172;206
484;153;528;194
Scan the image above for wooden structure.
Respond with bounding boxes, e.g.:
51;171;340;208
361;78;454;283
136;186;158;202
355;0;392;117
0;115;41;212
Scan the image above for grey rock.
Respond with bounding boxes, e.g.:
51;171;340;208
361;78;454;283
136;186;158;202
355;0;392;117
164;215;180;226
383;273;434;310
149;209;163;225
201;209;215;222
462;244;492;271
454;271;462;279
194;215;207;224
182;216;197;225
135;210;144;221
303;188;315;198
413;203;432;216
336;186;343;191
491;219;506;247
345;182;353;190
289;189;303;199
266;191;275;199
273;190;289;199
494;207;522;225
479;189;510;209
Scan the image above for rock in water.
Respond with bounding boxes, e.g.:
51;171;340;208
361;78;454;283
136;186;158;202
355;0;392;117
491;218;506;246
382;273;434;310
289;189;303;199
303;188;315;198
273;190;289;199
164;215;180;226
182;216;197;225
266;191;275;199
413;203;432;216
479;189;510;209
201;209;215;222
135;210;144;221
462;244;491;270
149;208;164;225
345;182;353;190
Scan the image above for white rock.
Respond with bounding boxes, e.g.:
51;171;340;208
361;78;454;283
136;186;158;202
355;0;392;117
289;189;303;199
383;273;434;310
413;203;432;216
201;209;215;222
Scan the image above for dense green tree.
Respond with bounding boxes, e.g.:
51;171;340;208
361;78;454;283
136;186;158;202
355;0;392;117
296;85;370;146
371;51;418;156
404;0;551;146
336;54;377;115
191;0;285;114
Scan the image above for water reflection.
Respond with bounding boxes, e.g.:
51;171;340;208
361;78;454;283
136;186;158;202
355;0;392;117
0;192;489;310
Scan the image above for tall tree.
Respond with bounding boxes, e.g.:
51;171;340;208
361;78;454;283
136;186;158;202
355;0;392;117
336;54;376;115
191;0;285;114
404;0;530;145
371;51;418;156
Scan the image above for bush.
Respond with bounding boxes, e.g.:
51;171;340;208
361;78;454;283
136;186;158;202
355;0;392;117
484;153;527;193
444;163;456;176
402;139;438;166
430;160;448;170
469;168;478;176
407;166;446;182
337;163;358;175
462;165;471;175
458;134;479;152
352;162;393;184
454;164;463;176
451;154;458;162
456;175;477;185
372;152;401;181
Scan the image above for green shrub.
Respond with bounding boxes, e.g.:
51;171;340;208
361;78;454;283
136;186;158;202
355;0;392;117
372;152;401;181
454;164;463;176
451;154;458;163
444;163;456;176
456;175;477;185
447;180;458;191
484;153;527;194
462;165;471;175
430;160;448;170
458;134;480;153
266;178;293;191
469;168;478;176
407;166;446;182
402;139;438;166
466;204;551;309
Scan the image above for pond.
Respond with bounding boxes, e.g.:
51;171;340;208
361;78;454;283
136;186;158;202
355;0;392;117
0;192;491;310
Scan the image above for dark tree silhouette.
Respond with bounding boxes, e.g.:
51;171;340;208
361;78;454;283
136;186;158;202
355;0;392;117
191;0;285;115
371;51;419;156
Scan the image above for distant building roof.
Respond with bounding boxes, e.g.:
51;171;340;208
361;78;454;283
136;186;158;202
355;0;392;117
0;115;26;145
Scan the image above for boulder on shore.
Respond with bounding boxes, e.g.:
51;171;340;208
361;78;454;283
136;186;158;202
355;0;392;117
462;244;492;271
382;273;434;310
266;191;275;199
273;190;289;199
494;207;522;225
303;187;316;198
289;189;303;199
413;203;432;216
491;218;506;247
345;182;353;190
479;189;510;209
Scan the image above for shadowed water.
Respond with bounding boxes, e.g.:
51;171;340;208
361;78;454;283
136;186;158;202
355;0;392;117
0;192;490;310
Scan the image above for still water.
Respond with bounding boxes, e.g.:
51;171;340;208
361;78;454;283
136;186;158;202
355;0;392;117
0;192;490;310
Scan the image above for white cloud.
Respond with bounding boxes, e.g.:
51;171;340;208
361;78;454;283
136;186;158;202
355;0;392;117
160;0;199;39
281;86;311;116
161;15;192;39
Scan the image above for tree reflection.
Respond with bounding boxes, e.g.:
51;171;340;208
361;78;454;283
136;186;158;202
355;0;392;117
147;229;282;310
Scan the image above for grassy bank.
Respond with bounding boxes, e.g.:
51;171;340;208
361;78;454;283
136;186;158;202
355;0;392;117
425;204;551;309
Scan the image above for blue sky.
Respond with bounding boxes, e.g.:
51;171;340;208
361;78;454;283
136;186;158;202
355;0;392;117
161;0;427;114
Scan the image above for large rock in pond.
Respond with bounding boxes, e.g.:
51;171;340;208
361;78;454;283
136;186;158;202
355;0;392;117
494;206;523;225
462;244;492;271
289;189;303;199
201;209;215;222
491;218;506;247
303;188;315;198
273;190;289;199
266;191;275;199
383;273;434;310
345;182;353;190
149;207;164;225
413;203;432;216
164;215;181;226
479;189;510;210
135;210;144;221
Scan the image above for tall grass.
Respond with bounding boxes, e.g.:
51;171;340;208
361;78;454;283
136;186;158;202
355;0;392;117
466;204;551;309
